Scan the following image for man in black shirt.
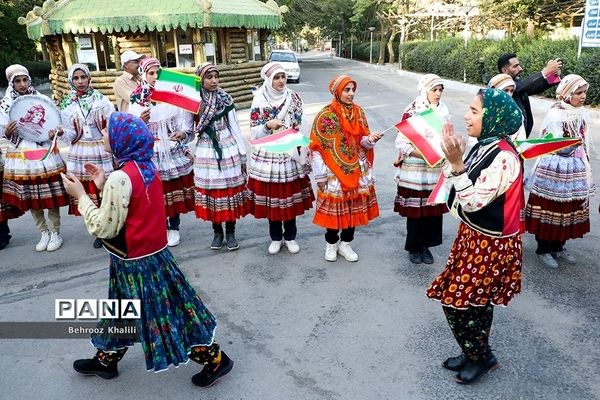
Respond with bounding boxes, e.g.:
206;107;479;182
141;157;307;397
497;53;562;138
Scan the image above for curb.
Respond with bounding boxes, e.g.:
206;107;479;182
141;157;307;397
336;56;600;124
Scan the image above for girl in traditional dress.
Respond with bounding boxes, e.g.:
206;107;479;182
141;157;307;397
62;112;233;386
129;57;195;247
525;74;594;269
247;62;314;255
394;74;449;265
309;75;382;262
0;64;68;252
427;88;524;384
192;63;248;251
60;64;114;248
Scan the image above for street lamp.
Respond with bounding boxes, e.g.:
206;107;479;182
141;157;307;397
338;32;342;57
368;26;376;64
460;6;475;82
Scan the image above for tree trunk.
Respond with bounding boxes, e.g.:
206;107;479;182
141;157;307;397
387;28;399;65
377;20;387;65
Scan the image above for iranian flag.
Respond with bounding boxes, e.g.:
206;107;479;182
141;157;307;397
426;174;449;204
149;69;202;114
249;128;310;153
516;135;581;160
395;108;444;168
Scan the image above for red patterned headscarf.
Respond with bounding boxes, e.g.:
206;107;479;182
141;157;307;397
309;75;372;191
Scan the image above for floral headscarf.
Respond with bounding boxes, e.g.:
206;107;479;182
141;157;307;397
478;88;523;145
309;75;372;191
108;112;156;188
60;64;96;112
130;57;161;107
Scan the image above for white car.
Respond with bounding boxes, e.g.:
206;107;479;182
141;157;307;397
268;50;301;83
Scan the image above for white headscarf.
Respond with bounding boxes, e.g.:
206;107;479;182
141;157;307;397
255;62;292;120
404;74;449;120
556;74;588;103
1;64;37;115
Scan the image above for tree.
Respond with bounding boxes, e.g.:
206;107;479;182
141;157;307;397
0;0;45;85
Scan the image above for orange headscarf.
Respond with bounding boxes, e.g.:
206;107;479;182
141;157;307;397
309;75;373;191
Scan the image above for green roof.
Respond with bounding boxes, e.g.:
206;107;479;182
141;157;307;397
25;0;281;40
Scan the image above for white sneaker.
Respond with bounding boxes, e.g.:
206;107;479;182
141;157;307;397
284;240;300;254
35;231;50;252
46;231;63;252
167;230;180;247
325;243;338;262
551;250;576;264
337;241;358;262
537;253;559;269
268;240;282;255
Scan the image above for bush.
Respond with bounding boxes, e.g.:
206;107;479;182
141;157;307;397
22;61;51;85
396;36;600;106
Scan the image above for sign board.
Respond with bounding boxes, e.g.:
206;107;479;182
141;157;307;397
178;44;193;55
205;43;215;56
77;36;93;49
582;0;600;47
9;95;61;143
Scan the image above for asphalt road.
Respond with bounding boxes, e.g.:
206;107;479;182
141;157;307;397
1;52;599;400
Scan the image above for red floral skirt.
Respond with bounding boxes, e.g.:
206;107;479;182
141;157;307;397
427;223;522;309
247;176;314;221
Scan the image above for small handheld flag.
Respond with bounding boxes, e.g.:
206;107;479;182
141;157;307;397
149;69;202;114
249;128;310;153
516;134;581;160
395;108;444;167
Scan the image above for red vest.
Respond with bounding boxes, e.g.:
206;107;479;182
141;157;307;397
102;161;167;259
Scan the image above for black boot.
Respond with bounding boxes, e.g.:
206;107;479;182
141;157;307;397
191;351;234;387
442;354;467;371
455;353;499;384
73;348;126;379
211;233;224;250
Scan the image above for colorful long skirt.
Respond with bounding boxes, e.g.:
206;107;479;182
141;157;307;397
0;163;24;222
247;148;313;220
393;186;448;217
2;148;69;211
153;141;195;218
66;138;114;216
314;185;379;230
427;223;522;309
193;131;248;223
91;248;217;372
525;153;593;241
394;157;446;217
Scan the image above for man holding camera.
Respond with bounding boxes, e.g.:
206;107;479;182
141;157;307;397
497;53;562;138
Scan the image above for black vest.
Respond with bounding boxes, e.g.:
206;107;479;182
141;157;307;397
448;140;523;237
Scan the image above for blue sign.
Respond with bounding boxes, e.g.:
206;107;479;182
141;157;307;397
588;19;598;28
591;0;599;6
589;8;599;17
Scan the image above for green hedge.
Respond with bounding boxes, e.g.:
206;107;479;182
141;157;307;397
0;60;51;87
344;37;600;106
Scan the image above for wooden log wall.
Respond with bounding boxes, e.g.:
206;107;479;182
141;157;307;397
228;29;249;64
50;61;266;109
116;34;153;58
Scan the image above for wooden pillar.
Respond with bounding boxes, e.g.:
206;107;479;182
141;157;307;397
112;35;122;69
193;28;206;65
223;29;231;64
61;34;77;69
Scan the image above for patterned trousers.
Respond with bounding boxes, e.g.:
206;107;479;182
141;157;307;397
442;304;494;362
